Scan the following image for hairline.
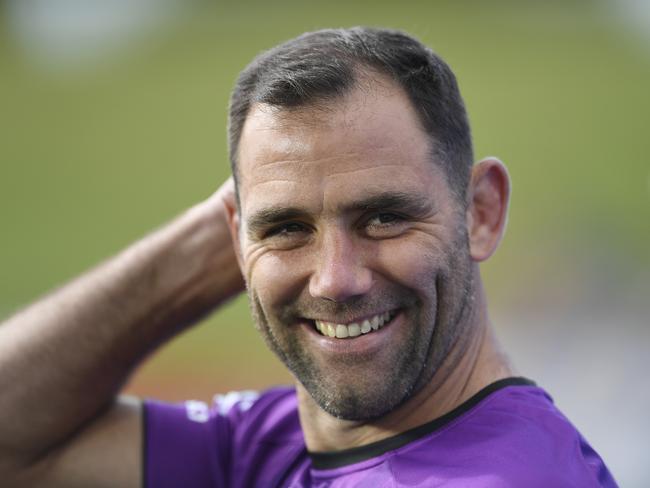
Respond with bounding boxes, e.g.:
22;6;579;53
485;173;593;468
232;65;458;209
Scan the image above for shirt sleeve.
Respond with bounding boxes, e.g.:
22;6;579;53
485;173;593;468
143;392;258;488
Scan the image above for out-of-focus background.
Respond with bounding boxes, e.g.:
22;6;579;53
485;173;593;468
1;0;648;485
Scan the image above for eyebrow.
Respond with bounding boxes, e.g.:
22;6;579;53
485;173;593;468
246;191;435;237
346;191;434;216
247;207;311;237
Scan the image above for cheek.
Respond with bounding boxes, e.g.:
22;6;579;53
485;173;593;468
372;235;445;288
246;249;312;310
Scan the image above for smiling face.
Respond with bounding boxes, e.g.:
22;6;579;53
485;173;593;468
232;76;478;420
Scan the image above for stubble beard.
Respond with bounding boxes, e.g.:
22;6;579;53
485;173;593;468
248;232;475;421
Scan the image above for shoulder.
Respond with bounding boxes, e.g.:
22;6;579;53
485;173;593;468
144;386;304;487
396;382;617;487
145;385;302;449
146;384;295;418
213;385;304;447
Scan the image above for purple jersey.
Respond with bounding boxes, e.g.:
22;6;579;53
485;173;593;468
144;377;617;487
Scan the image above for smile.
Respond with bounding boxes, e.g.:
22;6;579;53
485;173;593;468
313;311;396;339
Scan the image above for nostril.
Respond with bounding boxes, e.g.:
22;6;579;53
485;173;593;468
309;264;373;302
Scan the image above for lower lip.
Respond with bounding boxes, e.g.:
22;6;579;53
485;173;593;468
301;311;403;356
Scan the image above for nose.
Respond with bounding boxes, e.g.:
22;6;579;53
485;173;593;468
308;228;373;302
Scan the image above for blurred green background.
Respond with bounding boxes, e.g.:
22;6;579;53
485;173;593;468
1;0;648;485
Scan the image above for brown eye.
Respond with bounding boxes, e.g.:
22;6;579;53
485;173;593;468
376;213;399;224
364;212;408;239
266;222;308;238
367;213;402;227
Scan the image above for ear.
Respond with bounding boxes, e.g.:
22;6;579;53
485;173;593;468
221;180;246;274
466;157;511;262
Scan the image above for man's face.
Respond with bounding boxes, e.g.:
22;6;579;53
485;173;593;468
234;77;476;420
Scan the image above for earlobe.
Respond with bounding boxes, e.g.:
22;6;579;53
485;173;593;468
466;158;511;262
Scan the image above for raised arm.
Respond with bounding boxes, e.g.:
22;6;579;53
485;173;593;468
0;178;244;487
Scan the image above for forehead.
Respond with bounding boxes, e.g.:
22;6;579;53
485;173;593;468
236;78;444;216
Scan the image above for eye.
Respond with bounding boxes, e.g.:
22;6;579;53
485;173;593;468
366;212;403;227
261;222;311;250
363;212;408;239
265;222;309;238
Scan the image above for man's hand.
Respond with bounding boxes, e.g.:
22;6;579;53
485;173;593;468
0;178;244;487
199;176;245;303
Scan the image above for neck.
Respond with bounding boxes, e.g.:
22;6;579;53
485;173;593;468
297;279;516;452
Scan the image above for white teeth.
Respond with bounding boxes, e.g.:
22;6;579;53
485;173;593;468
371;315;379;330
335;324;349;338
314;311;394;339
348;323;361;337
360;320;371;334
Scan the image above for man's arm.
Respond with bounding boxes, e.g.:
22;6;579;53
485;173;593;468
0;178;244;487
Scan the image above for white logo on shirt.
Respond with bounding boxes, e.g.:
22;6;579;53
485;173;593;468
213;390;260;415
185;400;209;423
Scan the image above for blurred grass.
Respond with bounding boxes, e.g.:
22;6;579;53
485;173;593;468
1;0;649;400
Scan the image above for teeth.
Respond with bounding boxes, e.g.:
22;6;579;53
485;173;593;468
371;315;379;330
360;320;371;334
314;311;394;339
348;323;361;337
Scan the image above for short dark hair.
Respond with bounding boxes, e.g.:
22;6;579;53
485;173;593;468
228;27;473;200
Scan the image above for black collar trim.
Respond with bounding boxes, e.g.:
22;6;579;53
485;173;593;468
308;376;536;470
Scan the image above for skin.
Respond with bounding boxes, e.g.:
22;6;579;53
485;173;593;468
227;74;516;451
0;183;244;487
0;71;514;485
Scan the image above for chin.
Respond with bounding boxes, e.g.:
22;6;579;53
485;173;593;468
298;368;424;421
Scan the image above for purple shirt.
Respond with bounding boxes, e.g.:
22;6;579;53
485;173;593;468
144;377;617;487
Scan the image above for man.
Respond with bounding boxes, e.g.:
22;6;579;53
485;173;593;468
0;28;616;487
